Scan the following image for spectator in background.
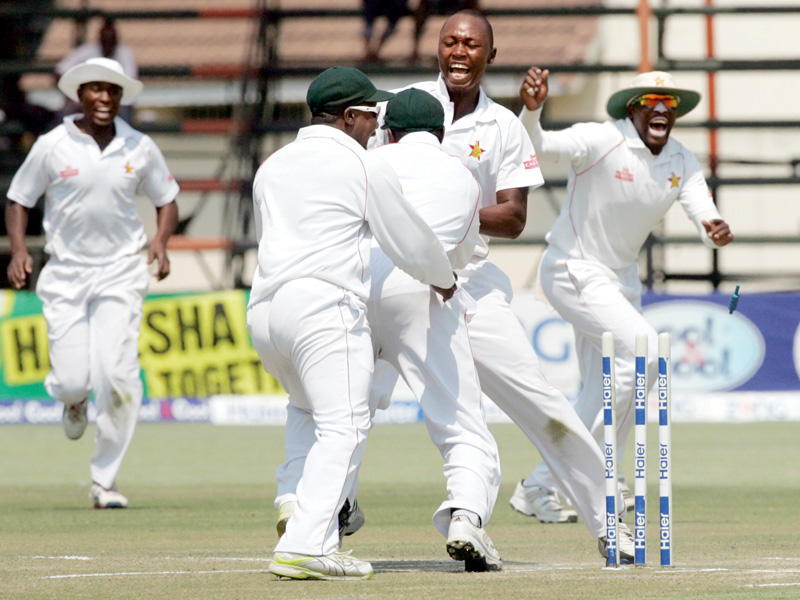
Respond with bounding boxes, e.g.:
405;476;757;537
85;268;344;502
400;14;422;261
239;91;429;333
0;0;57;158
0;0;56;287
55;18;138;121
410;0;479;64
362;0;409;62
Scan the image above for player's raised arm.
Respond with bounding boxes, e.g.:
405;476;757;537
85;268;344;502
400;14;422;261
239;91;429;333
520;66;550;112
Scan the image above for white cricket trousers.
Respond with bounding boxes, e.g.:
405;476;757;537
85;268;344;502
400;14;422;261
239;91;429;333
456;258;616;538
247;278;373;556
37;255;148;490
368;250;501;536
526;248;658;495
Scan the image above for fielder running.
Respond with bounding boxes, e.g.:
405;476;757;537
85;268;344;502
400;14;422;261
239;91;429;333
370;10;634;561
515;67;733;508
247;67;456;581
5;58;179;509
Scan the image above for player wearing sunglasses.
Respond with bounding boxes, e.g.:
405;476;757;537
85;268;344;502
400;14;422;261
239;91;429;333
509;68;733;526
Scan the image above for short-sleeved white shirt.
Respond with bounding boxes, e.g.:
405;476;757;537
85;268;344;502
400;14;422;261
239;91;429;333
7;115;179;265
373;75;544;258
369;131;481;270
248;125;454;308
523;108;721;269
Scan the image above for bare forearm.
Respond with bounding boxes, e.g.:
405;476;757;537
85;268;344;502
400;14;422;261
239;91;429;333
153;201;178;245
479;188;528;239
5;201;29;253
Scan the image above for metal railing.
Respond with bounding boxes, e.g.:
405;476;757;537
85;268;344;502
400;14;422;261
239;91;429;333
1;3;798;290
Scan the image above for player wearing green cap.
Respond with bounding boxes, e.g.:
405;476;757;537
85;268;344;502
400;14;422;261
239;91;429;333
248;67;456;581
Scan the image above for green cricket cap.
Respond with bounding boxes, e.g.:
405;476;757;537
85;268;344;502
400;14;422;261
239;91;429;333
306;67;394;113
382;88;445;132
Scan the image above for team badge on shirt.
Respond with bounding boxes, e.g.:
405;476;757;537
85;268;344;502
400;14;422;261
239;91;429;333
60;165;79;178
523;154;539;170
669;172;681;188
124;162;134;175
469;141;485;160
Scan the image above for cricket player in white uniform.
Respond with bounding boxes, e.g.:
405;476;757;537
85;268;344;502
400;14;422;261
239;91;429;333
369;10;635;562
270;88;504;571
5;58;179;509
246;67;456;581
370;89;503;570
515;68;733;508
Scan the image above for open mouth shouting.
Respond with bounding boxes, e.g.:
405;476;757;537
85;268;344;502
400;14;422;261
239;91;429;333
629;100;676;154
648;115;670;139
449;63;471;83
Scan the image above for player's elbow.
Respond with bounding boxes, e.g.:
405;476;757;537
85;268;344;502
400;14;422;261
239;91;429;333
507;217;526;238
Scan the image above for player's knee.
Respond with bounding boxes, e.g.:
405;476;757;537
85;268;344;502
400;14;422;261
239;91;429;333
46;370;90;405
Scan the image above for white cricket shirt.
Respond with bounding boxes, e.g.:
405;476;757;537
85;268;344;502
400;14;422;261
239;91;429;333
521;107;722;269
373;75;545;258
369;131;481;270
7;115;179;265
248;125;455;308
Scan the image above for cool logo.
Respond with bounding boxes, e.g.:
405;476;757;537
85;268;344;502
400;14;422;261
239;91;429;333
642;300;765;391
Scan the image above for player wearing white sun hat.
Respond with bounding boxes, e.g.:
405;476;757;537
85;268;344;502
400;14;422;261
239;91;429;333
6;57;178;509
515;67;733;523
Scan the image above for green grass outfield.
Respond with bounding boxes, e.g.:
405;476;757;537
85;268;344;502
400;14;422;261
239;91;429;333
2;421;799;599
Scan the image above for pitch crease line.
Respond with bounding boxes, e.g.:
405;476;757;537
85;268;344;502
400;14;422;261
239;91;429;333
42;568;265;580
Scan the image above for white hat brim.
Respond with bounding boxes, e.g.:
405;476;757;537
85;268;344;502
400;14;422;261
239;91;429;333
57;62;143;106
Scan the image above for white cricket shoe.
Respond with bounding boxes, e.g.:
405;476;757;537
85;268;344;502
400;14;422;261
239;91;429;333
338;498;365;538
509;479;578;523
446;515;503;571
598;520;635;564
276;501;295;537
62;398;88;440
618;477;636;512
269;550;373;580
91;483;128;509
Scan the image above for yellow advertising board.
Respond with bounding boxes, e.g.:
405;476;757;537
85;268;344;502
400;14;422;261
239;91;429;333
0;290;284;399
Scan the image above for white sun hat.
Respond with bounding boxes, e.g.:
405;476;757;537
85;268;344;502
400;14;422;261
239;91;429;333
57;57;144;106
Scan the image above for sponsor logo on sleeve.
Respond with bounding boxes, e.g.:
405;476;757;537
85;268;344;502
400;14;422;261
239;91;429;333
523;154;539;169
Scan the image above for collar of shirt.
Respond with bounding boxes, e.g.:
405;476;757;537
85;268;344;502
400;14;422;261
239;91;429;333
296;124;366;153
620;117;677;164
63;114;134;155
396;131;441;147
433;74;497;131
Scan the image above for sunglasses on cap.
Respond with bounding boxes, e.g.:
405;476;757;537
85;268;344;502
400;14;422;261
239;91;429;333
630;94;679;109
346;105;380;114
